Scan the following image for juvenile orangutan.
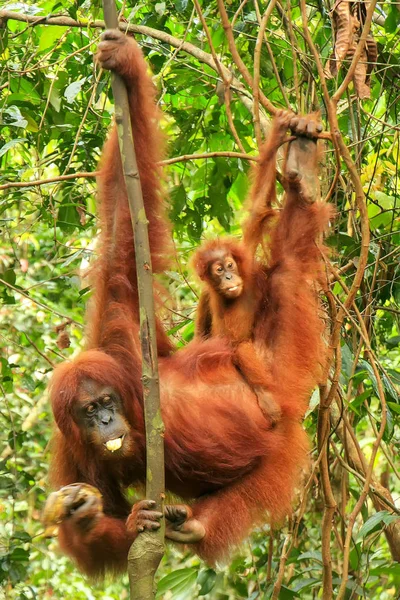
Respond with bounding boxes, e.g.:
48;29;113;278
193;111;322;425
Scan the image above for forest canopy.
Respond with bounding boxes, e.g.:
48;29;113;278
0;1;399;598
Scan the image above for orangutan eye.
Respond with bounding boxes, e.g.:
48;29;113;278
227;262;233;269
103;396;113;408
86;404;96;416
216;266;223;274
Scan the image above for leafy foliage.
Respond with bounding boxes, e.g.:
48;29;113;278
0;0;399;598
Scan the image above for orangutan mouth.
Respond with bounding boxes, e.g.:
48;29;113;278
104;435;125;452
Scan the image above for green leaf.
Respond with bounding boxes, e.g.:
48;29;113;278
381;371;399;402
49;86;62;112
278;586;299;599
167;319;192;336
0;138;26;158
349;390;371;413
297;551;323;563
175;0;189;10
387;401;400;415
10;548;29;563
357;359;379;398
197;568;217;595
155;2;166;16
170;184;187;220
4;106;28;128
383;406;394;442
357;511;399;540
0;476;14;491
2;269;16;286
57;195;81;233
156;568;197;597
38;26;65;52
385;7;399;33
386;335;400;349
291;578;320;592
374;191;395;210
64;79;86;103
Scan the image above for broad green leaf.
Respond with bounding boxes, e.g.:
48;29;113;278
155;2;166;16
64;78;86;103
175;0;188;10
56;196;81;233
297;551;323;563
388;402;400;415
156;568;197;597
374;191;395;210
4;106;27;128
38;26;65;52
385;7;399;33
197;568;217;595
357;511;399;540
0;138;26;157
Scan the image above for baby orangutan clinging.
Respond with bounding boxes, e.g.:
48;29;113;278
192;109;325;427
193;238;282;426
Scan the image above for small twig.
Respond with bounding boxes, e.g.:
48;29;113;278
164;150;257;165
22;332;55;368
266;530;274;582
0;277;82;326
271;531;292;599
0;172;99;190
252;0;278;147
216;0;277;115
232;0;249;28
286;0;301;108
193;0;245;152
0;152;263;190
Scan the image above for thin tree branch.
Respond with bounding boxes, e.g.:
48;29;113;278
192;0;246;152
0;172;99;190
101;2;165;597
0;153;260;191
252;0;278;147
216;0;278;115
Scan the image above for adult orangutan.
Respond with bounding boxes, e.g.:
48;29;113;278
46;29;330;578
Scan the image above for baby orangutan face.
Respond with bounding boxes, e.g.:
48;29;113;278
208;254;243;299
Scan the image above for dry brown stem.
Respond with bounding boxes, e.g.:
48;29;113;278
193;0;245;152
216;0;277;115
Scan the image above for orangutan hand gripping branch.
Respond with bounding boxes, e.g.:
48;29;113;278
44;29;331;578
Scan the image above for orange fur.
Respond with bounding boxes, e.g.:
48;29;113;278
49;35;330;577
192;239;280;424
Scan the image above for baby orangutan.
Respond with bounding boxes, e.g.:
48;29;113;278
192;238;282;425
192;109;323;426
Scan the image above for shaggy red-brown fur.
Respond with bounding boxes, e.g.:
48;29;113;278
49;30;330;578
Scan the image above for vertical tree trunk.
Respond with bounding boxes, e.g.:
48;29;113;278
101;2;165;598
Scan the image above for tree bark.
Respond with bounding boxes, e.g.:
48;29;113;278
101;2;165;598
